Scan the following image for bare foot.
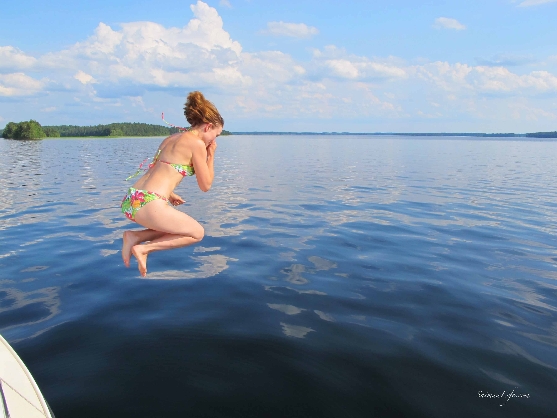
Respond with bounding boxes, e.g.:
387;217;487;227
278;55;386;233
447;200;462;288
122;231;141;268
131;245;149;277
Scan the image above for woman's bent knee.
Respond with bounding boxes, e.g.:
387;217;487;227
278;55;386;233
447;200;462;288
191;224;204;241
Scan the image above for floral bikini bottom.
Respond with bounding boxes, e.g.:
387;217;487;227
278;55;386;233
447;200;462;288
121;187;167;222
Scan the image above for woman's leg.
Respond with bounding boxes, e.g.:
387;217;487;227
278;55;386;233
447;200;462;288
130;199;205;277
122;229;167;267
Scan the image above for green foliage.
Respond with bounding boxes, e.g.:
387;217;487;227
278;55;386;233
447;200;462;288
17;120;46;139
2;122;17;139
109;127;125;137
2;120;46;139
43;123;180;137
42;127;60;137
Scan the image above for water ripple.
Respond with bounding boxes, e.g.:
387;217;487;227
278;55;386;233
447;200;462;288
1;136;557;417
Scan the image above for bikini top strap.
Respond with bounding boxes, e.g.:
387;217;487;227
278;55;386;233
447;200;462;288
148;149;162;169
125;157;150;181
125;149;162;181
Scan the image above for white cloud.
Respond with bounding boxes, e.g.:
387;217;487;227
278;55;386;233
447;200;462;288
0;5;403;119
517;0;557;7
41;107;57;112
508;100;557;122
38;1;245;91
415;62;473;91
241;51;302;84
0;46;37;72
326;59;359;79
415;61;557;94
264;21;319;38
314;47;407;81
219;0;232;7
475;68;557;92
0;73;46;96
74;71;96;84
433;17;466;30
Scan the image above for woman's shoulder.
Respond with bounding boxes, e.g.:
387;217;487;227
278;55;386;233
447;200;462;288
177;133;204;150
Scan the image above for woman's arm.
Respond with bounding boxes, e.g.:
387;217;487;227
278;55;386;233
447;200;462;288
191;140;216;192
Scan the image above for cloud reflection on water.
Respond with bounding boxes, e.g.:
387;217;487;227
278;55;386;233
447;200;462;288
145;254;237;280
0;286;61;331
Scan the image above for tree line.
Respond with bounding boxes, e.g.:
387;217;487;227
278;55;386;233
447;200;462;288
526;131;557;138
1;120;231;139
1;120;552;138
44;122;181;137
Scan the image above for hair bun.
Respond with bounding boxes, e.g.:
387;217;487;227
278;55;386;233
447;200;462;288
184;91;224;127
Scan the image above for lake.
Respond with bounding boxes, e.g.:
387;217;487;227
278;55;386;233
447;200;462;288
1;135;556;417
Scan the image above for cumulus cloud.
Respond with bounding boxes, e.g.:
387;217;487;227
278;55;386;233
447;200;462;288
323;59;407;80
326;59;359;79
241;51;305;84
40;1;244;90
74;71;96;84
312;46;407;81
415;61;557;94
0;73;46;96
517;0;557;7
0;47;37;72
264;21;319;38
474;68;557;92
433;17;466;30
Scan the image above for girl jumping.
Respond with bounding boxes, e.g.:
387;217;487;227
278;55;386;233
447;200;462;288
120;91;223;277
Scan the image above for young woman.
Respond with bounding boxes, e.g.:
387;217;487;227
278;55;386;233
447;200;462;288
121;91;223;277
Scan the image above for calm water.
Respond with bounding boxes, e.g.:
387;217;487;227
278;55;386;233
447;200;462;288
1;135;556;417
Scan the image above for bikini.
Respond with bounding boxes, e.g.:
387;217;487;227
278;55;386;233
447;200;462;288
121;149;195;222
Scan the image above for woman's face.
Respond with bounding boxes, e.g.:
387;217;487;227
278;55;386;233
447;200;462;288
202;124;223;145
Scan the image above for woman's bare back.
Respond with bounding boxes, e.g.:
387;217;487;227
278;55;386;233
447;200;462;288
132;132;198;196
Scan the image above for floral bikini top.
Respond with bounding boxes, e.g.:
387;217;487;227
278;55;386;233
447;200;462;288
126;149;195;180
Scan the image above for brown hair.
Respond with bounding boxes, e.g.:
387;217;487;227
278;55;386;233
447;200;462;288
184;91;224;127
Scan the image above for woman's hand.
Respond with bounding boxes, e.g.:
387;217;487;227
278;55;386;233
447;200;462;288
169;192;185;206
207;141;217;158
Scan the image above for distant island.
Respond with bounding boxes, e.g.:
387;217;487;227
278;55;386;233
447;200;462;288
1;120;555;139
1;120;231;139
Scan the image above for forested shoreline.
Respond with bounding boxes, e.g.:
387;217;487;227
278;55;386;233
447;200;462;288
1;120;232;139
525;131;557;138
0;120;554;139
44;122;181;137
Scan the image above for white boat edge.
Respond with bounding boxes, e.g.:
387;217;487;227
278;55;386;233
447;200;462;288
0;334;54;418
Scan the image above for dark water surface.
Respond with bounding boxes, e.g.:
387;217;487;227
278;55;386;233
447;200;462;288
1;135;556;417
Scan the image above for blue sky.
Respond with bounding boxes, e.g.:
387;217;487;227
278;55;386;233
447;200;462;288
1;0;557;132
